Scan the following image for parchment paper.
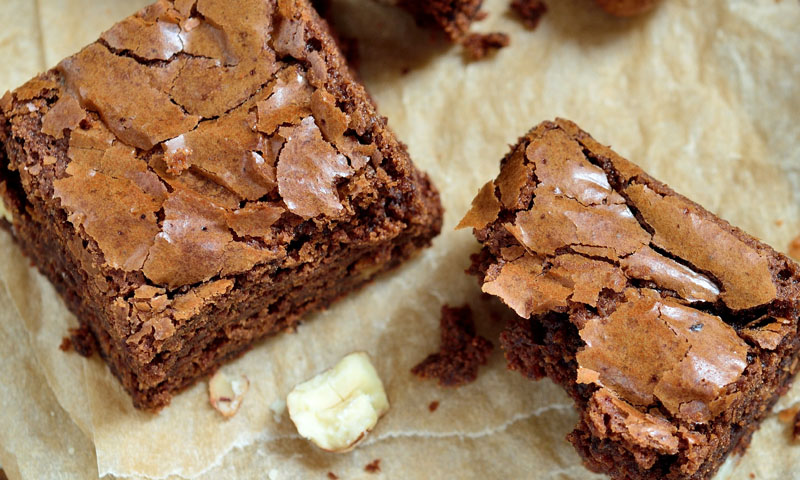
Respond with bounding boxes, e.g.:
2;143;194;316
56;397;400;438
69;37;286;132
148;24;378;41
0;0;799;478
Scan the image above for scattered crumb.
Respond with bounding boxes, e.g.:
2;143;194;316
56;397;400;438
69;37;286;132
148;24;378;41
411;305;494;387
511;0;548;30
788;235;800;260
474;10;488;21
327;472;339;480
749;474;755;479
365;459;381;474
68;325;97;357
461;32;510;61
428;400;440;412
208;371;249;418
794;409;800;442
59;336;72;352
775;219;784;226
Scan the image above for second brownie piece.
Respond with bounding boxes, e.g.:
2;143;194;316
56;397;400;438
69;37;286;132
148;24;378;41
460;119;800;479
0;0;442;410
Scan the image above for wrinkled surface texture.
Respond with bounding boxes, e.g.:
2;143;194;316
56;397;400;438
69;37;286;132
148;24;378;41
0;0;799;479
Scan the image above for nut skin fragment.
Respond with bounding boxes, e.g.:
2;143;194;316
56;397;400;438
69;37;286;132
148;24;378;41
208;371;249;418
287;352;389;453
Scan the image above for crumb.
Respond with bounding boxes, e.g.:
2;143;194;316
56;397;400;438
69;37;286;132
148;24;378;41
68;325;98;357
428;400;440;412
749;474;755;479
327;472;339;480
365;459;381;473
411;305;494;387
789;235;800;260
511;0;548;30
794;409;800;442
59;336;72;352
474;10;488;21
461;32;510;61
775;219;784;226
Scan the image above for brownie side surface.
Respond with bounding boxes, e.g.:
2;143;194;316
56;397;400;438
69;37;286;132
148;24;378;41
461;119;800;480
0;0;442;410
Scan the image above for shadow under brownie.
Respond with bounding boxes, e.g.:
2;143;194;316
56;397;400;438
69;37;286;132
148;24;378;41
0;0;442;411
460;118;800;479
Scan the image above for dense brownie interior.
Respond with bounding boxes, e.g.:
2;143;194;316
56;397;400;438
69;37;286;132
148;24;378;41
0;0;442;410
462;118;800;480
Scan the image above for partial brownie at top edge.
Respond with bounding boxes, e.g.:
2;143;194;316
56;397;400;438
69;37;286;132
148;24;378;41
459;118;800;480
0;0;442;410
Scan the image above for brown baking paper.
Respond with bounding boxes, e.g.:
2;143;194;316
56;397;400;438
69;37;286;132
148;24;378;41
1;0;800;478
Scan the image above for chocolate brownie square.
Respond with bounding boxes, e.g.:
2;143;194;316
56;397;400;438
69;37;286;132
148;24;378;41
461;119;800;479
0;0;442;410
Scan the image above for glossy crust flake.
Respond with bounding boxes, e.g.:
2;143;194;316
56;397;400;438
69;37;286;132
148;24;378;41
0;0;442;410
462;118;800;480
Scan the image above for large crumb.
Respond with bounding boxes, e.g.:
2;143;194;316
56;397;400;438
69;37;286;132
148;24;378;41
411;305;494;386
511;0;548;30
461;32;510;61
365;459;381;473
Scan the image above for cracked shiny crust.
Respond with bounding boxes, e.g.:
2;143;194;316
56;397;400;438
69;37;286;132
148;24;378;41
465;119;800;479
0;0;442;410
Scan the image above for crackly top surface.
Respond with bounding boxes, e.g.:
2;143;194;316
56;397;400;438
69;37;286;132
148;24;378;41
0;0;430;292
462;119;799;431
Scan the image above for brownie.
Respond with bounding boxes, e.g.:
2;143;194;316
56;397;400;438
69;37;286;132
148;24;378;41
460;119;800;479
0;0;442;411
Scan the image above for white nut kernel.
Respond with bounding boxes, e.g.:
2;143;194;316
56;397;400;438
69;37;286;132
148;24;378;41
208;371;249;418
287;352;389;453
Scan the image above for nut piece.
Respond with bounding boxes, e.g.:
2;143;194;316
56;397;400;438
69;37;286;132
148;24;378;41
287;352;389;453
595;0;660;17
0;198;11;223
208;371;249;418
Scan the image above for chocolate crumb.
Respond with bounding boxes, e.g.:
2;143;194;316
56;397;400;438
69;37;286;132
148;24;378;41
327;472;339;480
412;305;494;387
474;10;488;21
428;400;440;412
461;32;510;61
365;459;381;473
59;336;72;352
511;0;548;30
68;325;98;357
749;474;755;479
